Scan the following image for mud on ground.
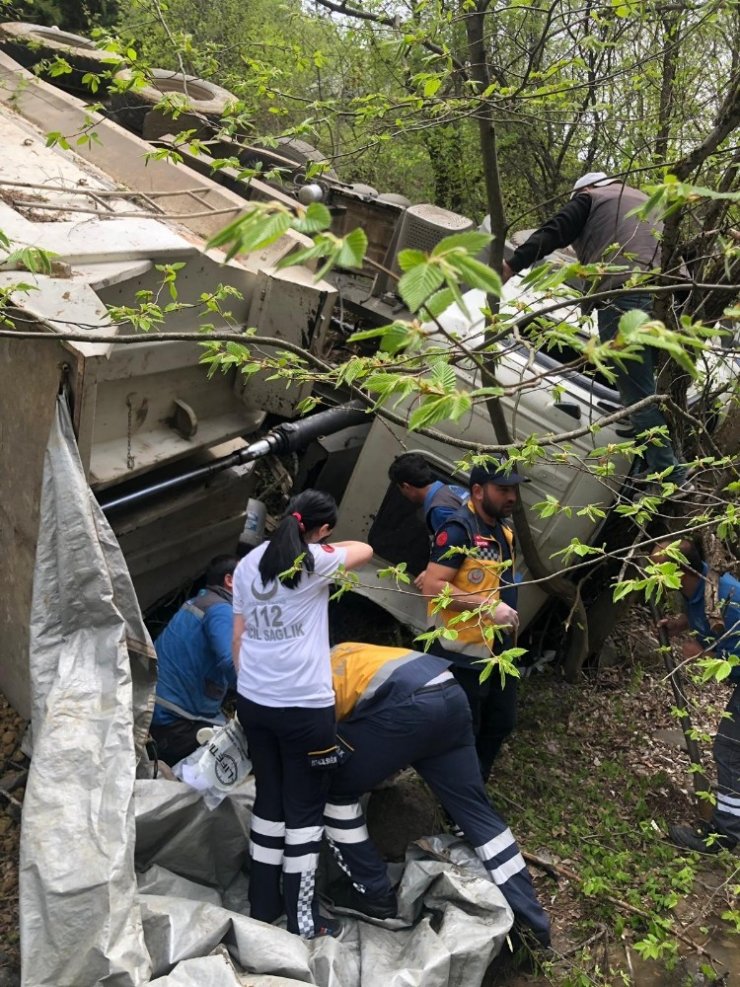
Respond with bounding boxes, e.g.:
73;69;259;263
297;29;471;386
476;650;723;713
1;609;738;986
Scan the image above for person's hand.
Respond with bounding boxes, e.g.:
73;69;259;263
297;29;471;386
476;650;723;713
681;639;704;660
414;569;427;591
658;614;688;637
492;601;519;631
501;260;515;285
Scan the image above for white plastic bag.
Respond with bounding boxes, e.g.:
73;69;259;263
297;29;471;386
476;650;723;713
173;719;252;809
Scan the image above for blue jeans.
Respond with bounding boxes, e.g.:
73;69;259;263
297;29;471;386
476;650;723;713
598;292;685;480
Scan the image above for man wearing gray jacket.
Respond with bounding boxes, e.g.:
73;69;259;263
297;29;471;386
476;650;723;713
502;172;687;487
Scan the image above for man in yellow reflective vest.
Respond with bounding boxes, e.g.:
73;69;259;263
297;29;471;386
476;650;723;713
324;642;551;947
422;458;525;781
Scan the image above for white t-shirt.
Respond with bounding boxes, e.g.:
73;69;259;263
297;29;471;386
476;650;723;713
233;542;347;708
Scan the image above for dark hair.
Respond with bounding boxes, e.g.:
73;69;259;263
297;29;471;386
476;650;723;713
388;453;435;488
655;537;704;573
678;538;704;573
259;489;338;589
206;554;238;587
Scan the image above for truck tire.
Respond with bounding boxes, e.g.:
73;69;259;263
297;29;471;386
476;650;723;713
0;21;120;93
274;136;338;180
377;192;412;208
109;68;236;138
349;183;378;198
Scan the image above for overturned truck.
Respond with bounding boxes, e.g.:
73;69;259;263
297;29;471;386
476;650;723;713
0;46;638;718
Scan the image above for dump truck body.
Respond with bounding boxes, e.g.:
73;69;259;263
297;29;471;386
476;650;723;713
0;61;335;715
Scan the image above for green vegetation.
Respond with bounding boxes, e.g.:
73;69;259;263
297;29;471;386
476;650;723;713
0;2;738;978
495;657;739;984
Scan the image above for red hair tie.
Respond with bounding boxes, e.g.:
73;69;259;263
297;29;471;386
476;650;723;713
291;511;305;533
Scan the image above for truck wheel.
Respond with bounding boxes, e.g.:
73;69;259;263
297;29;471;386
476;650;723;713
377;192;412;208
275;136;338;180
349;183;378;198
109;68;236;138
0;21;121;93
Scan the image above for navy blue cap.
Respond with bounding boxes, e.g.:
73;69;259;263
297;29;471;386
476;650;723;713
469;457;529;487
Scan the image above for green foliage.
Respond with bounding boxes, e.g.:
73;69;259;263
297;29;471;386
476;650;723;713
396;230;498;315
0;244;56;274
612;560;683;603
279;227;368;279
694;655;740;684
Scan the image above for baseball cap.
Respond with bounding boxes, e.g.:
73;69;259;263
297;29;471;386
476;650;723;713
469;457;529;487
571;171;613;196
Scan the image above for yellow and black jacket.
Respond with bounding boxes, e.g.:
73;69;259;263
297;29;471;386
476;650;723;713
428;502;516;660
330;642;450;720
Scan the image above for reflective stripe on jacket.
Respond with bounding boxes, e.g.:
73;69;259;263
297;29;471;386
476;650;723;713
330;642;451;720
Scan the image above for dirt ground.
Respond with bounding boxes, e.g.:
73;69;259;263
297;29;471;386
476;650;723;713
0;694;24;987
1;609;738;986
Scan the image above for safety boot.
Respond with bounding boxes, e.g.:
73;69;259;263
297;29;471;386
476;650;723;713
668;819;737;855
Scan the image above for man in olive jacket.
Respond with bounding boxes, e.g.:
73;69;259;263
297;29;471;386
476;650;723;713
502;172;687;486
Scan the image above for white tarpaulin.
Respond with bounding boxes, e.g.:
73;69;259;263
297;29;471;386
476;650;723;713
19;397;513;987
21;396;156;987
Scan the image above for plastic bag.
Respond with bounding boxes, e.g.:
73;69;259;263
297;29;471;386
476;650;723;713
173;719;252;809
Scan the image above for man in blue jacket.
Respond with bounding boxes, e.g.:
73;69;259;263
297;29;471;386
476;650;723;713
389;453;468;535
654;539;740;853
388;453;468;590
150;555;238;765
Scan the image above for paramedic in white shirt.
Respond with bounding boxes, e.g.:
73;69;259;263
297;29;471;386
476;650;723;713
232;489;372;940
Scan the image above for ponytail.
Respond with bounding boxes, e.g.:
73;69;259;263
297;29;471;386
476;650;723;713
258;489;338;589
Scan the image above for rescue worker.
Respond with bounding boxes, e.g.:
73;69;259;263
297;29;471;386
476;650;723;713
232;490;372;940
651;539;740;853
389;452;469;534
388;452;469;589
422;458;524;781
150;555;238;766
324;641;551;948
501;172;688;487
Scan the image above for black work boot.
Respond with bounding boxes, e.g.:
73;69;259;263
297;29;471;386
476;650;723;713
668;820;738;855
349;889;397;920
328;883;397;920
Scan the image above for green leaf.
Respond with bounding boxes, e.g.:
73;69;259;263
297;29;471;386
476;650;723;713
613;582;636;602
423;76;442;97
238;211;292;253
293;202;332;234
431;231;491;257
429;360;457;391
408;396;454;431
379;322;415;354
420;287;455;319
397;248;428;272
208;207;292;260
449;255;501;295
618;308;650;335
398;262;445;312
336;227;368;269
534;495;560;518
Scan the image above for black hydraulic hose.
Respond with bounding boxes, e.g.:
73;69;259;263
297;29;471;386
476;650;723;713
100;400;368;514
